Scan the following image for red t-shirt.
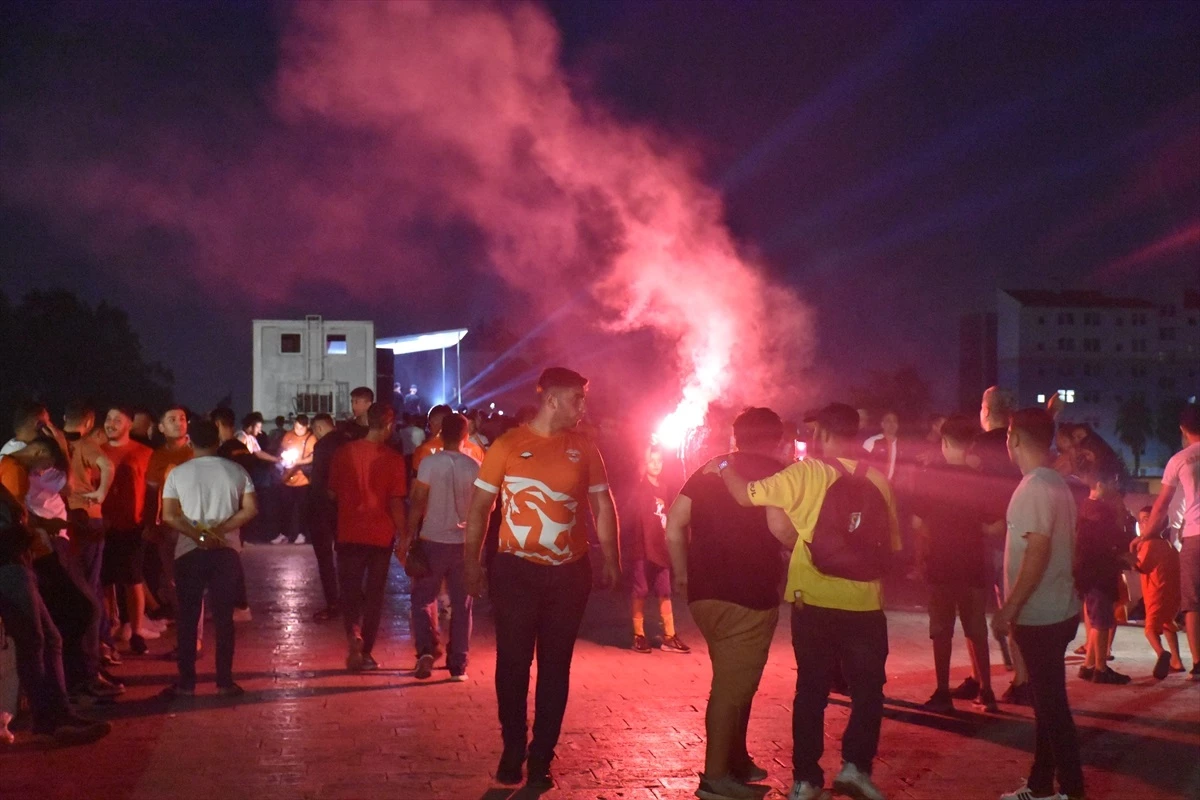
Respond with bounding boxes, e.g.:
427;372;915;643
101;439;153;531
328;439;408;547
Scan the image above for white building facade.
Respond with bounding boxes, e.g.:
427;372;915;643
997;289;1199;475
252;316;376;421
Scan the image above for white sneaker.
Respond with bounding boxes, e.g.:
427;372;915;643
141;617;167;633
135;626;162;640
233;607;253;623
270;534;288;545
998;784;1067;800
294;534;307;545
788;782;832;800
831;763;885;800
450;672;468;682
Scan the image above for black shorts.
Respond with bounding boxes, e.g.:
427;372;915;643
102;528;146;585
626;558;671;599
928;584;988;641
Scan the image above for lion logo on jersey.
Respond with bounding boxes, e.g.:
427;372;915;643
501;475;579;563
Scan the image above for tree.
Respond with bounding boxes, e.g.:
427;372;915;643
0;289;174;437
1155;396;1187;451
1114;394;1153;476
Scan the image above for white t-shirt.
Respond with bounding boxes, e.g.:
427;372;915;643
162;456;255;558
415;450;480;544
1161;442;1200;539
862;434;897;480
1005;466;1081;626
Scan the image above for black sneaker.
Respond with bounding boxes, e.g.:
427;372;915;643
129;634;148;656
974;688;999;713
216;683;245;698
632;634;652;654
1077;666;1095;681
159;684;195;700
496;747;525;785
660;635;691;653
1093;668;1131;685
923;688;954;714
1153;651;1173;680
526;757;554;790
415;654;434;679
1000;682;1030;705
51;717;112;745
949;676;980;700
361;654;380;671
730;759;769;783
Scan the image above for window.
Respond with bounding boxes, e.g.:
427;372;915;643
1161;304;1176;318
1083;312;1101;326
1057;389;1076;404
1132;312;1147;326
1057;337;1075;351
280;333;302;354
1082;338;1100;352
1057;312;1075;325
1159;327;1176;341
1114;316;1124;327
1188;316;1197;326
1037;316;1046;325
1036;394;1046;404
1131;364;1147;378
1115;343;1123;352
325;334;347;355
1131;339;1147;353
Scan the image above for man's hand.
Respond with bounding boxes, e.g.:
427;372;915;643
599;557;620;590
79;489;106;505
702;457;723;476
465;559;487;598
991;605;1016;638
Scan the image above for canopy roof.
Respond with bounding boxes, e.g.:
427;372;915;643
375;328;468;355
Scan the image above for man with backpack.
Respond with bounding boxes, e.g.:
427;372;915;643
711;403;900;800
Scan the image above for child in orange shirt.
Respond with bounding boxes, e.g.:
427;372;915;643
1132;506;1184;679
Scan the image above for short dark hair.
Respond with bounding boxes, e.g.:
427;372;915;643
940;414;979;446
209;407;236;429
812;403;860;440
13;401;47;432
159;405;188;422
106;405;135;423
537;367;587;393
190;420;221;449
441;412;468;444
28;435;66;471
241;412;263;430
351;386;375;402
274;416;286;426
427;404;453;427
294;414;310;427
312;413;334;427
366;402;395;430
732;407;784;451
64;400;94;426
1181;403;1200;436
1009;407;1055;450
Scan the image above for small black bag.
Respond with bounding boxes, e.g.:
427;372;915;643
403;536;430;580
807;459;893;581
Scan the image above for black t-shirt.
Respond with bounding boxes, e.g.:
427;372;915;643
971;427;1022;527
910;463;991;587
217;438;257;474
680;452;785;611
1075;497;1134;596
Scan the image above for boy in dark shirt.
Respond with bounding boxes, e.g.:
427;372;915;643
912;414;997;712
1075;474;1135;684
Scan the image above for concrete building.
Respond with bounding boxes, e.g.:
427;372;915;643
995;289;1199;475
252;317;376;421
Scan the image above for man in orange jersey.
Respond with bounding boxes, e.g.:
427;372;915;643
413;405;486;469
465;367;619;790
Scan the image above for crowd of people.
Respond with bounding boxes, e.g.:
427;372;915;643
0;370;1197;800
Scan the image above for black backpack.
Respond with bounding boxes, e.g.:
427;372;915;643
807;459;893;581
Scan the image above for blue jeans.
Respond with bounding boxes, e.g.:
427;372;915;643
175;548;241;689
33;537;101;688
0;564;70;733
411;541;472;674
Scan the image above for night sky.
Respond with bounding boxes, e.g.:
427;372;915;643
2;0;1198;416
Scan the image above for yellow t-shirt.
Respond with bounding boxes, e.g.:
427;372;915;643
748;458;901;611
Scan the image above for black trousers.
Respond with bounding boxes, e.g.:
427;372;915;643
308;503;339;609
33;538;101;689
791;604;888;786
489;553;591;764
175;548;240;689
280;485;310;541
1013;615;1084;798
337;543;391;654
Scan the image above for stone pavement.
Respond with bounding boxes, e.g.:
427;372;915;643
3;545;1197;800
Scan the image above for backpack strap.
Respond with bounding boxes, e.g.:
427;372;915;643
852;459;869;478
825;458;849;477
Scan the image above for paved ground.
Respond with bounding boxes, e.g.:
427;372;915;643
3;545;1197;800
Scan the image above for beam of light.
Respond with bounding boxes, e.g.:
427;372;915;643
1091;221;1200;280
459;292;585;396
720;1;976;192
765;21;1166;253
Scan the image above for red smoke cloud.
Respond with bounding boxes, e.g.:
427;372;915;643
4;2;814;419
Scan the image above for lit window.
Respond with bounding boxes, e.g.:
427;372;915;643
1057;389;1075;404
1037;394;1046;404
326;334;347;355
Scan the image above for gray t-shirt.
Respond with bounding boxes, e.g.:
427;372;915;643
415;450;480;544
163;456;255;558
1005;466;1080;626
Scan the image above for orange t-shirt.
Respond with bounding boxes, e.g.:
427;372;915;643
280;431;316;487
328;439;408;547
474;425;609;566
0;457;30;509
147;444;194;525
413;434;485;470
67;434;106;518
101;439;153;531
